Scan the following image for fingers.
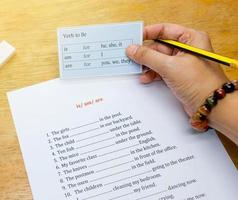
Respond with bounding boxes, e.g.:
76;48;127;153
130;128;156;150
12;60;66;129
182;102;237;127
146;42;173;55
140;70;158;84
192;31;213;51
143;23;214;52
143;23;192;41
126;44;170;74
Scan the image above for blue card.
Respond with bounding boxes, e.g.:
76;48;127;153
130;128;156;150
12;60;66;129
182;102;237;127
57;21;143;79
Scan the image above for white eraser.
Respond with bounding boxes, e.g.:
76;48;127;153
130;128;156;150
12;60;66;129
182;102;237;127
0;40;16;67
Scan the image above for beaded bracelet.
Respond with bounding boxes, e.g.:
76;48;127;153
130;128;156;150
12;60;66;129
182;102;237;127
190;80;238;132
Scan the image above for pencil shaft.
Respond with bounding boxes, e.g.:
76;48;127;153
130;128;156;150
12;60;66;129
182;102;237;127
155;39;237;67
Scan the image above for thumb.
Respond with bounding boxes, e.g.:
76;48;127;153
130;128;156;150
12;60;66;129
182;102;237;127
126;44;170;74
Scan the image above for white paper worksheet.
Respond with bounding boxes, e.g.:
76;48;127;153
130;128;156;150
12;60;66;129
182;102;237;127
8;76;238;200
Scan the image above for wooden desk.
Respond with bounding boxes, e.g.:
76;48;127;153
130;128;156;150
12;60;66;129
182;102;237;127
0;0;238;199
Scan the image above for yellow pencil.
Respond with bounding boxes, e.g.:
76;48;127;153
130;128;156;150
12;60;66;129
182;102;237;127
155;39;238;68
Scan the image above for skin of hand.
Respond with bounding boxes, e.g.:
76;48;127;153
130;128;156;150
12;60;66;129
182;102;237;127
126;23;238;145
126;23;229;117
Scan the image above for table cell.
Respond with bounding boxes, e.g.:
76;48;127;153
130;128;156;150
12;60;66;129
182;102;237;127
63;49;127;62
63;57;132;70
62;39;132;53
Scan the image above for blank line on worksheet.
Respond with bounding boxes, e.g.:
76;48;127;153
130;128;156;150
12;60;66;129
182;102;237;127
89;154;131;168
76;136;115;149
90;168;131;182
81;144;116;155
99;143;139;157
134;190;168;200
104;170;152;186
70;127;100;137
76;131;110;142
81;190;113;200
108;192;134;200
70;120;100;131
95;160;134;173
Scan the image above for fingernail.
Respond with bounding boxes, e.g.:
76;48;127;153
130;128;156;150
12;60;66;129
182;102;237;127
126;44;139;57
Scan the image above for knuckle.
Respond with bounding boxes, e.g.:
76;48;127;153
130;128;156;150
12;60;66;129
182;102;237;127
166;57;175;67
199;31;210;39
134;47;149;63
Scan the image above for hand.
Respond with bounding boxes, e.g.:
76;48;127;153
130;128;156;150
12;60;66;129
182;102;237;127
126;23;229;116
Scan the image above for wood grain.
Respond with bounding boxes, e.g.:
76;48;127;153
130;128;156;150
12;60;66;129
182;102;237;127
0;0;237;199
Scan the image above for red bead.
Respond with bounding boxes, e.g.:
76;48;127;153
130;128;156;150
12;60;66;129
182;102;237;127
190;80;238;133
214;88;226;100
190;118;209;132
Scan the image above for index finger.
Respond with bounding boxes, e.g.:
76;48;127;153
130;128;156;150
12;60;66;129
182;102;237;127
143;23;193;41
